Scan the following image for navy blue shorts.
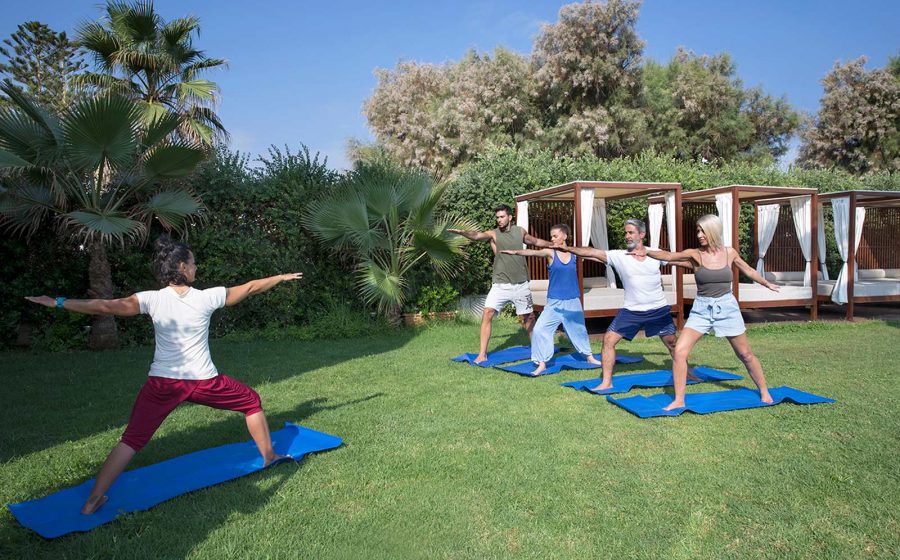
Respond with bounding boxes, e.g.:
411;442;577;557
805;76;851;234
608;305;675;341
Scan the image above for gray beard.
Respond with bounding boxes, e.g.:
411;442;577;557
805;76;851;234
625;239;638;251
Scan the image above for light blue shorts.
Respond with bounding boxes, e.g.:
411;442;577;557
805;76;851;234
685;294;746;337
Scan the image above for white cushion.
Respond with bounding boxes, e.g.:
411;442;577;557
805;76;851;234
529;279;549;291
583;276;608;288
858;269;886;280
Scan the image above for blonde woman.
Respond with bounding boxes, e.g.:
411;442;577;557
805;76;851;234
629;214;778;410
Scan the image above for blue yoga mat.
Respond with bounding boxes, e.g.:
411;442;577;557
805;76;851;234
497;352;643;376
450;345;562;368
561;366;742;394
8;423;342;539
607;386;835;418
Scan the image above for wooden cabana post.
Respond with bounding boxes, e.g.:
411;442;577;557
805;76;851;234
657;185;821;321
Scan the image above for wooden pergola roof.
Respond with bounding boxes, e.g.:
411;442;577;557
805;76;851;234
515;181;681;203
649;185;817;205
818;190;900;208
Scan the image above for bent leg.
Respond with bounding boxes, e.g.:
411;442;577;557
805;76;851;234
663;328;705;410
726;334;773;403
188;374;285;465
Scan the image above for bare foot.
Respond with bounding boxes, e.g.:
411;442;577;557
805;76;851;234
585;354;602;366
473;354;488;365
530;362;547;376
81;494;108;515
663;400;685;411
760;391;774;404
263;453;291;467
589;381;613;392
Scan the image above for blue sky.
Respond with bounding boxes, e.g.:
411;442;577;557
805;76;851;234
2;1;898;169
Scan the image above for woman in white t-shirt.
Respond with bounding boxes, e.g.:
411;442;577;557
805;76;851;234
26;236;303;515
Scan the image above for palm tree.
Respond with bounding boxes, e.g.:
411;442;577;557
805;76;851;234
75;0;227;145
0;81;206;348
302;163;477;323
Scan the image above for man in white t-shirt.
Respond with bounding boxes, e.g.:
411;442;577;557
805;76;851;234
26;236;303;515
558;219;694;391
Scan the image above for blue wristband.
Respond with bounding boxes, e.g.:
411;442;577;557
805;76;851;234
56;297;66;309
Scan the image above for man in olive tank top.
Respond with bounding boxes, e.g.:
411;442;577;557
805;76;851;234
449;204;552;364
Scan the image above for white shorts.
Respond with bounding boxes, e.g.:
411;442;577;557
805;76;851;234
484;282;533;315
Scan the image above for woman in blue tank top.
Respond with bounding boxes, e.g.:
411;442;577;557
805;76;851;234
502;224;600;375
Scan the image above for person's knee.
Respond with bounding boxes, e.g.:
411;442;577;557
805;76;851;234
674;344;692;363
481;308;496;323
602;333;619;349
120;431;150;453
735;347;755;364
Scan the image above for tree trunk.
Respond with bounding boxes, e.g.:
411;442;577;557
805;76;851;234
87;239;118;349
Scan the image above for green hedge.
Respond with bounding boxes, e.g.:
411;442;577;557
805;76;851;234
0;146;376;349
442;148;900;294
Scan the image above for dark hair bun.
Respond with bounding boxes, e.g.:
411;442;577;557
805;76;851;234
152;235;193;287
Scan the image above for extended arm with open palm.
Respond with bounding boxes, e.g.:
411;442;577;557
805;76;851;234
225;273;303;306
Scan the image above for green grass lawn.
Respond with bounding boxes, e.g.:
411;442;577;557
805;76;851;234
1;318;898;559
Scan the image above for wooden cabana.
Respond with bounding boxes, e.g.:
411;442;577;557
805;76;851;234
817;190;900;320
650;185;820;320
514;181;684;326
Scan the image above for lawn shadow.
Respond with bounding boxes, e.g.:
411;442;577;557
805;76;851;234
0;319;410;462
1;394;375;552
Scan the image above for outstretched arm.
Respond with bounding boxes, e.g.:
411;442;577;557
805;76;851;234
731;251;779;291
631;246;699;265
522;231;552;248
501;248;553;258
25;295;140;317
447;229;494;242
226;273;304;306
556;245;608;263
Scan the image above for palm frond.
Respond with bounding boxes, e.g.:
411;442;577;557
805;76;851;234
75;22;121;71
141;143;206;179
176;79;219;103
108;0;160;45
303;189;387;252
160;16;200;48
71;72;137;96
0;81;64;147
0;109;57;166
0;149;31;170
356;257;407;312
141;111;183;148
63;208;146;244
64;95;140;171
0;184;55;238
182;58;228;80
137;188;205;231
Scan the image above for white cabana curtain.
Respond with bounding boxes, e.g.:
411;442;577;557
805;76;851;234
755;204;781;276
665;192;677;287
579;188;594;248
590;196;616;287
715;192;733;246
832;197;866;304
516;200;528;249
789;196;813;287
817;203;829;280
648;203;664;250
